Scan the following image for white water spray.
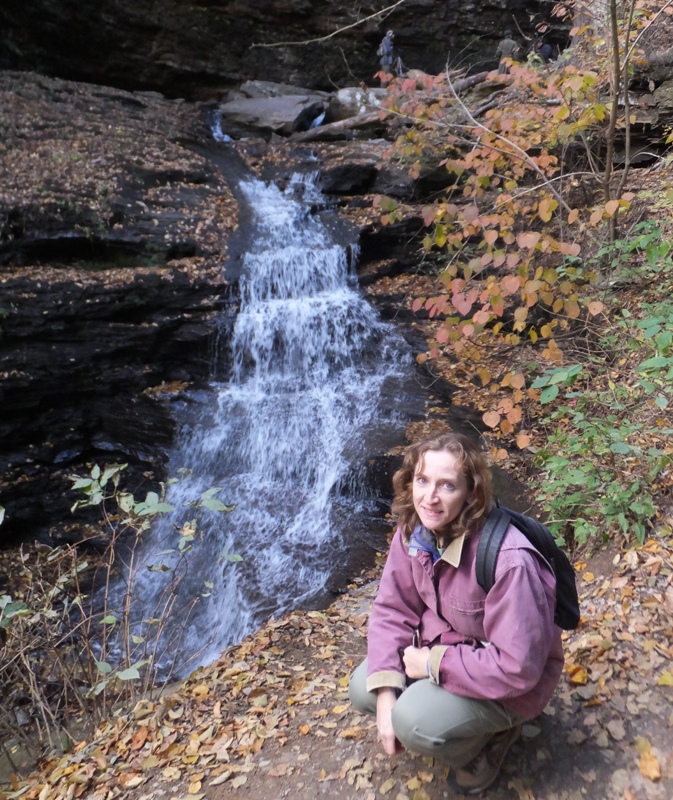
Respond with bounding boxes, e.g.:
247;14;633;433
123;173;417;675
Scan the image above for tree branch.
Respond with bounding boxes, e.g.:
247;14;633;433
251;0;408;48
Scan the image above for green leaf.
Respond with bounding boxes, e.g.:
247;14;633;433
655;330;673;352
91;679;109;696
655;395;669;409
117;667;141;681
540;385;560;403
636;356;671;372
610;442;631;454
101;615;118;625
201;498;235;512
96;661;112;674
226;553;243;563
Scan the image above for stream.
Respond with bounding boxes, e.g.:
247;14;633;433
117;171;426;677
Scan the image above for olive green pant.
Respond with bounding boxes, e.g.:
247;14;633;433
348;659;523;767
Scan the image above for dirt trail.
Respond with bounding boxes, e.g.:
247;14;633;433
11;536;673;800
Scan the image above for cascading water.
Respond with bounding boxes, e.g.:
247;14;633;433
119;172;422;676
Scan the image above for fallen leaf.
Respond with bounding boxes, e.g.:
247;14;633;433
231;775;248;789
657;670;673;686
639;752;661;781
379;777;396;794
606;719;625;741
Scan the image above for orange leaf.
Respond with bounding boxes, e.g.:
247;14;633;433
501;275;520;295
516;231;541;250
507;406;523;424
567;208;579;224
483;229;498;245
589;209;603;226
605;199;620;216
516;433;531;449
482;411;501;429
564;298;581;318
587;300;604;316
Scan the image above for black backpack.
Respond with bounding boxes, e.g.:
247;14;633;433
475;502;580;630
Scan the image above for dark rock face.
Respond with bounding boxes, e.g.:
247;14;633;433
0;0;542;99
0;72;239;540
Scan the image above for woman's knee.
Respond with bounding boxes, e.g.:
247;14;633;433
348;659;377;715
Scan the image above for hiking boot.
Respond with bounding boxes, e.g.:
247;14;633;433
450;724;522;795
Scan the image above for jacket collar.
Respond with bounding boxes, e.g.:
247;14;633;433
408;525;466;567
440;533;465;567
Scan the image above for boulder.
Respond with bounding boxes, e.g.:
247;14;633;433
218;94;327;138
238;80;331;100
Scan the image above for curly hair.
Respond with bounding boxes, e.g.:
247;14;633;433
391;431;493;539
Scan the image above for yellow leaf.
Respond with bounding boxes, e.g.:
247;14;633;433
299;725;310;735
332;704;350;714
231;776;248;789
406;777;422;790
341;727;365;739
188;780;203;794
657;670;673;686
380;777;396;794
639;752;661;781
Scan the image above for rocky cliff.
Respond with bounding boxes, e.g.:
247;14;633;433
1;0;545;99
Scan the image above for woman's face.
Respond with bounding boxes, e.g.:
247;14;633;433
412;449;470;533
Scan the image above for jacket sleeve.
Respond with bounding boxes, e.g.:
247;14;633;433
366;529;425;692
429;550;557;703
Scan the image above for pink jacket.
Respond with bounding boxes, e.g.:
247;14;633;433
366;523;564;720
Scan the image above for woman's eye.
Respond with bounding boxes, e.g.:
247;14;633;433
443;483;454;490
416;476;427;484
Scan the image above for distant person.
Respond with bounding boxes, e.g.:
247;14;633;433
496;30;519;73
536;40;556;63
349;431;564;794
377;30;395;83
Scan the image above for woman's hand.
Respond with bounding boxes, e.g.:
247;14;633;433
402;645;431;680
376;688;403;755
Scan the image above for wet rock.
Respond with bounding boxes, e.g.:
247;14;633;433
218;94;327;139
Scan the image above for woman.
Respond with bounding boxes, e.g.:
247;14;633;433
349;431;564;794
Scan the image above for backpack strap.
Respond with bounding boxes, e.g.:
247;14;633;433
475;507;512;593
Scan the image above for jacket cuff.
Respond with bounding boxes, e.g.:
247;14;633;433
366;670;406;693
428;645;449;685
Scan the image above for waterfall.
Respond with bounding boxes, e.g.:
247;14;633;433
120;172;419;676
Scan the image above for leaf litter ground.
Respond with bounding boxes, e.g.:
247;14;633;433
7;530;673;800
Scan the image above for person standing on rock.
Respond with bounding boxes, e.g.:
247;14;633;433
348;431;564;794
377;30;396;84
496;30;519;73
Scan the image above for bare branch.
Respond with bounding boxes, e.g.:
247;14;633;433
251;0;408;49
